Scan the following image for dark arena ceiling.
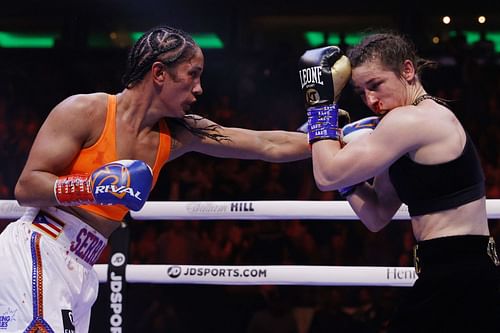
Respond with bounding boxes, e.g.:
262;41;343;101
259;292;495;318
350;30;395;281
1;0;499;56
2;0;499;32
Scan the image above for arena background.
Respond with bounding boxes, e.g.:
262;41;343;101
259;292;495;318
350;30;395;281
1;1;499;332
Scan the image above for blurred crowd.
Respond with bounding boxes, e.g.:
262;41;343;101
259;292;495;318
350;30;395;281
1;33;500;332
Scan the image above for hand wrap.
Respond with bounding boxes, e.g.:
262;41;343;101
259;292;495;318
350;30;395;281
307;104;341;143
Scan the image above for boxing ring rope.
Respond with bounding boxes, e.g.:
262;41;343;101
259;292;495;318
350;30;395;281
3;199;500;220
131;199;500;220
93;264;418;286
1;199;500;287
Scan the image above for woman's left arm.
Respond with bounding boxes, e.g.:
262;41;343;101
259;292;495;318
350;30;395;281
186;117;311;162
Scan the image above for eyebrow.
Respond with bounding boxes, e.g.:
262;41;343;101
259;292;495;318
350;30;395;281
358;78;382;90
365;78;378;85
352;76;381;92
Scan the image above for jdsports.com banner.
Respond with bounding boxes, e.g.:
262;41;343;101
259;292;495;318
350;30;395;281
93;264;418;287
166;266;268;279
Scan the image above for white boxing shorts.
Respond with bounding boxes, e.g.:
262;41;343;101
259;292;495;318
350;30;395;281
0;207;107;332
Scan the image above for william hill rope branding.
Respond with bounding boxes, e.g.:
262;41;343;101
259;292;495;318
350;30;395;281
186;201;256;215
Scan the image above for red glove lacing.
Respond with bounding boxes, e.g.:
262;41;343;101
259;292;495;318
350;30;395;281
54;174;95;206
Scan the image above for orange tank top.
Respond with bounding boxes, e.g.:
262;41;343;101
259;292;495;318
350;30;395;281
68;94;171;221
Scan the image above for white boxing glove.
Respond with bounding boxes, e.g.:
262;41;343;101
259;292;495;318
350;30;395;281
341;116;380;145
338;116;379;198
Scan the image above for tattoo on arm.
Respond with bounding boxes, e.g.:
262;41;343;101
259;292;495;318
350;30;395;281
172;115;231;142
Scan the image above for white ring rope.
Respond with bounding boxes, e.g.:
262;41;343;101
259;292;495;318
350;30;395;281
3;199;500;220
134;200;402;220
133;199;500;220
94;264;417;287
0;200;28;220
1;199;497;287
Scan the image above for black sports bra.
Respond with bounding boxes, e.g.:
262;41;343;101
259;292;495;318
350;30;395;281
388;133;485;216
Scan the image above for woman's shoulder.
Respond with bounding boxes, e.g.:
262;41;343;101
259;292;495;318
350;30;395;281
383;102;451;126
58;92;108;109
50;92;109;119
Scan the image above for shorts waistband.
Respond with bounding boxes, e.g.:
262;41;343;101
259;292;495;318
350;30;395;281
29;207;107;268
413;235;499;274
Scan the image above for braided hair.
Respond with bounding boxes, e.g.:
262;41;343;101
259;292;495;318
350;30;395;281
122;26;230;142
122;25;197;88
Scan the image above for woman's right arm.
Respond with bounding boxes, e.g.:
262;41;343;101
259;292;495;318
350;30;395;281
15;95;96;207
345;169;403;232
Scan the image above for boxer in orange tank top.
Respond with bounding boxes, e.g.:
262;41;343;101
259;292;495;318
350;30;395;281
1;25;311;332
69;94;171;221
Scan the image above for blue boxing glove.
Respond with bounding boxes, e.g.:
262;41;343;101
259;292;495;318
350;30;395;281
54;159;153;211
338;116;380;197
91;160;153;211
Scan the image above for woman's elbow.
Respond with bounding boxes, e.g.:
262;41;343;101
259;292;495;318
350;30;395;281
314;175;337;192
315;181;332;192
365;223;384;233
363;218;390;233
14;180;31;206
312;166;339;191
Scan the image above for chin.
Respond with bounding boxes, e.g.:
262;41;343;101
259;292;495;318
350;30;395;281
167;111;184;119
372;104;388;115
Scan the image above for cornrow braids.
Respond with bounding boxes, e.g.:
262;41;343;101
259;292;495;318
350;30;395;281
122;26;198;88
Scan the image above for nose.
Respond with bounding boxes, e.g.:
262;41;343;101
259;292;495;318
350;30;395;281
193;81;203;96
364;91;380;110
365;90;378;105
